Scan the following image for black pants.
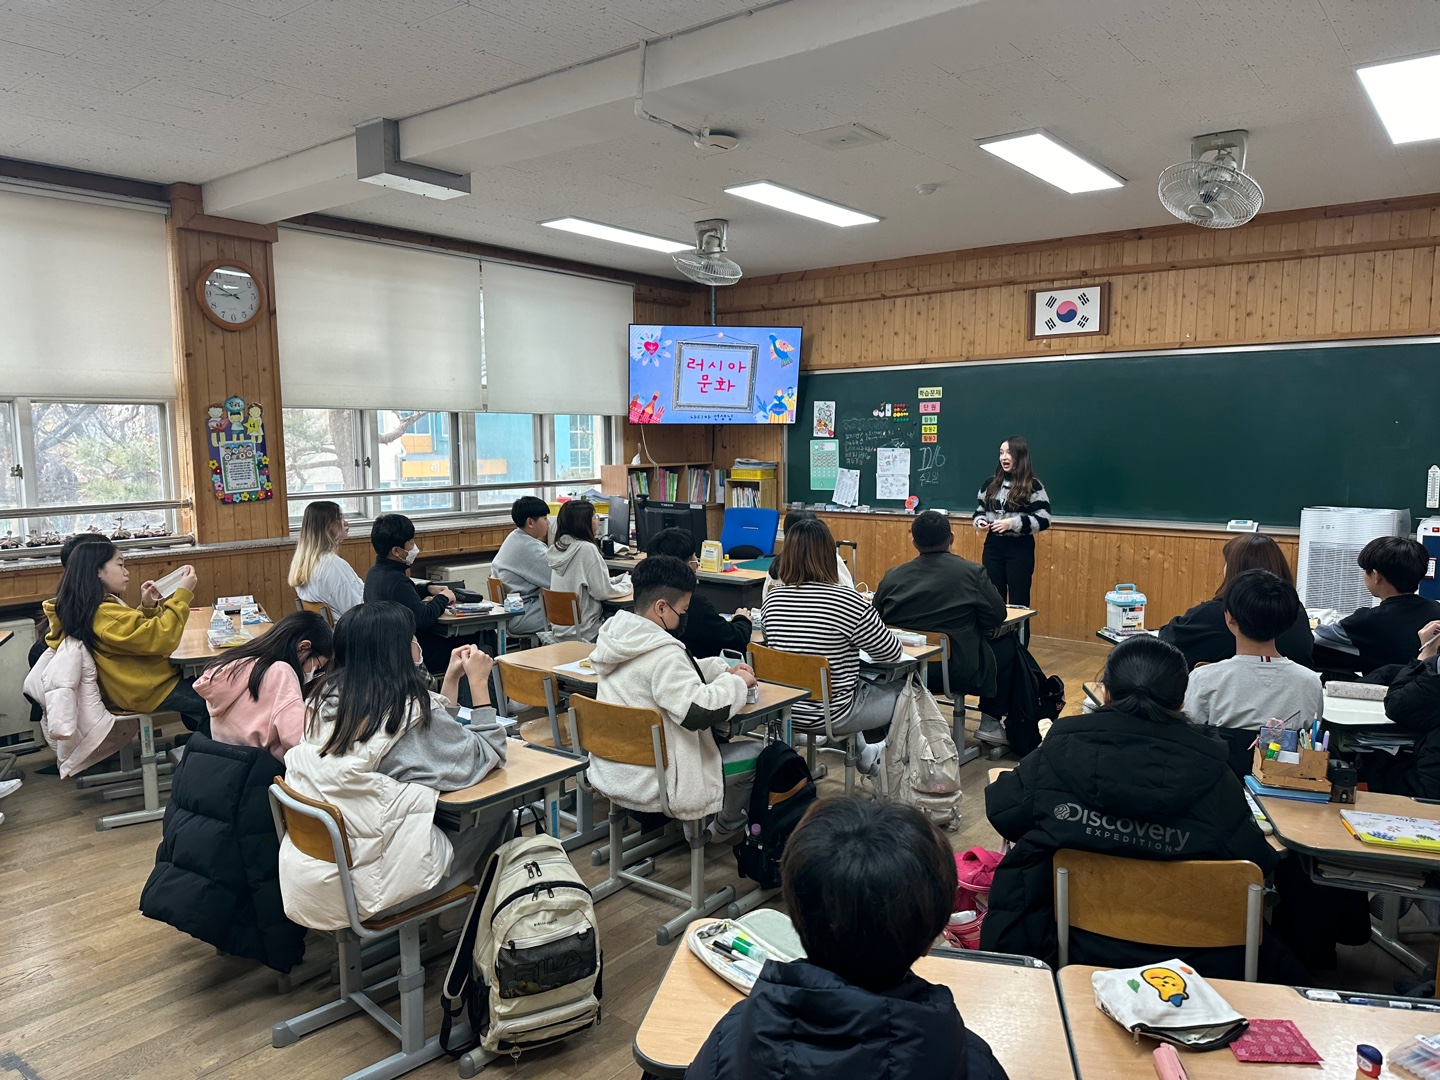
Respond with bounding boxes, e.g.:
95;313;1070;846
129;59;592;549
157;676;211;735
983;535;1036;606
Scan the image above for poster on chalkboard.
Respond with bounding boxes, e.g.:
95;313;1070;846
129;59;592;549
810;439;838;490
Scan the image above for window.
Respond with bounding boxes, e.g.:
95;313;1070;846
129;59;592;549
281;409;615;524
0;399;176;543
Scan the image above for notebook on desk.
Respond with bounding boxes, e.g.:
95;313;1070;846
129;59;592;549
1340;810;1440;852
1244;774;1330;803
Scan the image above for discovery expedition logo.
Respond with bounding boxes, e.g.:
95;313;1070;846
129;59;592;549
1052;802;1191;853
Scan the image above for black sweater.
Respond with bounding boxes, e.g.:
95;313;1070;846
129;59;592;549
364;557;449;631
680;592;753;660
1381;657;1440;798
981;706;1277;975
1341;593;1440;674
1160;597;1314;669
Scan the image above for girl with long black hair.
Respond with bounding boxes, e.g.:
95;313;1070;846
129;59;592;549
973;436;1050;607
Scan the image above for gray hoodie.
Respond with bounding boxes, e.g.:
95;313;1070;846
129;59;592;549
545;536;629;642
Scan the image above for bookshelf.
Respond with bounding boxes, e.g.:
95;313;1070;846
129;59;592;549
724;467;779;510
602;461;719;503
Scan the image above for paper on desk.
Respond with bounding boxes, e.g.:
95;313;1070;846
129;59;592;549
554;658;596;677
833;468;860;507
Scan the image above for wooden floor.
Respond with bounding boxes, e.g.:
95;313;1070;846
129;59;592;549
0;635;1421;1079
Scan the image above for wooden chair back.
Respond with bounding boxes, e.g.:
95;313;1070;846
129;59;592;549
296;599;333;625
495;657;556;710
542;588;581;628
748;643;830;703
897;628;950;696
569;694;667;769
271;778;353;867
1054;850;1264;973
486;577;506;604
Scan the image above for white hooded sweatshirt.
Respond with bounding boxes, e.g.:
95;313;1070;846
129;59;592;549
588;609;748;820
545;536;629;642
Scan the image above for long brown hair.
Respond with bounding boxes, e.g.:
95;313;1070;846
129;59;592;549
984;435;1035;508
1215;533;1294;599
773;518;839;586
288;500;344;588
554;499;597;548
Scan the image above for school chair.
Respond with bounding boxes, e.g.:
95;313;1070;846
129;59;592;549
541;588;582;634
567;694;735;946
295;598;333;625
1054;849;1265;981
493;657;605;852
747;643;868;796
487;577;540;651
896;627;960;738
720;507;779;560
268;778;474;1080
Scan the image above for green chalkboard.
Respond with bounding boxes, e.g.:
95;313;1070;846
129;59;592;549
788;341;1440;526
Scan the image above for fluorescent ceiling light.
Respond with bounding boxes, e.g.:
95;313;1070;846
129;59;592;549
724;181;879;226
540;217;691;254
1358;53;1440;144
977;131;1124;194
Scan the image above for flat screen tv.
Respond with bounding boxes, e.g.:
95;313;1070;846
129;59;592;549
628;324;802;425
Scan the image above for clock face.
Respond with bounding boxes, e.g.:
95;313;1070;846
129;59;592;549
202;265;262;326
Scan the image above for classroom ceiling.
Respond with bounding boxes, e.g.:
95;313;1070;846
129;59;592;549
4;0;1440;279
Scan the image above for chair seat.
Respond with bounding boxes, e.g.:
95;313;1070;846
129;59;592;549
360;884;473;932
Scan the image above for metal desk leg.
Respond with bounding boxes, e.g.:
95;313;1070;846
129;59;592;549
97;713;167;830
1372;892;1432;973
496;623;508;656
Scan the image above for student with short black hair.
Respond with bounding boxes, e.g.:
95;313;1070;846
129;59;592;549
363;512;456;672
546;499;630;642
686;796;1009;1080
1183;569;1323;775
588;555;758;841
491;496;552;635
643;527;753;658
1335;536;1440;673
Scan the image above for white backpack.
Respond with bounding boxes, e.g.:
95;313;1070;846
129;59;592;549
441;833;601;1059
879;674;963;829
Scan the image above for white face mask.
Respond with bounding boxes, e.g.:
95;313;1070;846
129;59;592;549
404;543;419;566
304;665;319;684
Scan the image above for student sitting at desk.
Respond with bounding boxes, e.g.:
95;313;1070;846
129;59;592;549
44;540;209;732
643;526;754;659
278;602;507;929
363;512;455;673
546;498;630;643
1160;533;1313;669
194;610;333;760
983;636;1279;977
1367;620;1440;798
762;508;853;601
1316;536;1440;675
491;496;551;636
686;796;1009;1080
1182;569;1323;777
761;518;904;776
873;509;1006;716
288;500;364;624
589;555;758;841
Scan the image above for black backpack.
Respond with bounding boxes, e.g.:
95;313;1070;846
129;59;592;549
734;741;816;890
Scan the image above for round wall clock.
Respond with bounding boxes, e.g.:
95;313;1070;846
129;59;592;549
196;258;266;331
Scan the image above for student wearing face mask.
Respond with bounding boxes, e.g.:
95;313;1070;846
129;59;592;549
194;610;334;760
589;555;761;842
364;513;457;673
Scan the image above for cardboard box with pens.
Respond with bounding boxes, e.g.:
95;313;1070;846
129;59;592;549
1251;716;1329;793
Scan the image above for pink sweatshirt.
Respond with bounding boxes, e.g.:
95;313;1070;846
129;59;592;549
194;658;306;761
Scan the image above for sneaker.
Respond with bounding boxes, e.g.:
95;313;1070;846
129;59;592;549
0;777;21;799
856;739;882;778
974;716;1008;747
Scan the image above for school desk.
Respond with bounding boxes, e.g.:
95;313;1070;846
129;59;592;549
171;605;274;677
435;739;586;833
605;552;769;614
1059;964;1440;1078
633;923;1077;1079
435;604;519;653
1258;789;1440;971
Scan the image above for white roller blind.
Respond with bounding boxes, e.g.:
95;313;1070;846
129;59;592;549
275;229;483;411
482;260;632;415
0;188;173;399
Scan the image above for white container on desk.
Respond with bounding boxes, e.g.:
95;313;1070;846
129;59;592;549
1104;583;1147;631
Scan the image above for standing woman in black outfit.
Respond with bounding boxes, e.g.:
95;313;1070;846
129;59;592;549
973;436;1051;607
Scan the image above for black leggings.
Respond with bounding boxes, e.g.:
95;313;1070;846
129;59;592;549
983;535;1036;606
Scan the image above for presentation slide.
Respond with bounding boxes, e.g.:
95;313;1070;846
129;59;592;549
628;324;802;425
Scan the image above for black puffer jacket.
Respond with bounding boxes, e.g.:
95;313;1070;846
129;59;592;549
1382;657;1440;798
139;733;305;972
980;706;1278;974
684;960;1008;1080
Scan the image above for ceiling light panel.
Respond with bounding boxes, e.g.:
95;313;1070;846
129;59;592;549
977;131;1124;194
724;181;880;227
540;218;692;253
1358;53;1440;145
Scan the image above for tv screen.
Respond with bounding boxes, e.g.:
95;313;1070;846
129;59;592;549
628;324;802;425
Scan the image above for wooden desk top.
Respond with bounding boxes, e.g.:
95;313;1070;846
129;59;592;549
607;553;770;585
1258;789;1440;867
1005;606;1038;624
1060;964;1434;1078
634;923;1075;1079
899;641;942;663
437;740;585;809
438;606;516;624
0;629;13;649
172;606;272;663
498;641;594;673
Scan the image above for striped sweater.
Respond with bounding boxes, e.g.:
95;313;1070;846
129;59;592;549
760;583;904;726
974;476;1052;537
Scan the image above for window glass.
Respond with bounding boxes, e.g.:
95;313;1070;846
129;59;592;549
282;408;364;516
0;406;17;542
30;402;167;534
377;409;455;514
553;414;604;482
473;413;537;507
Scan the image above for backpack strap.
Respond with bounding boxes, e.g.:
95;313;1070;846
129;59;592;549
439;847;506;1057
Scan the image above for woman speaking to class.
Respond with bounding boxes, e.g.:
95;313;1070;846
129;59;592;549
973;436;1051;607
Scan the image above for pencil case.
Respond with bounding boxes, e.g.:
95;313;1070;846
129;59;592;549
686;911;805;994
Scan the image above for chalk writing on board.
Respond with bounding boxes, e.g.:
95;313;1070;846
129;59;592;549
839;416;910;469
917;444;946;488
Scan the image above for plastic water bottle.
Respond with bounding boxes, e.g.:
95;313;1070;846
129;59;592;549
944;910;982;950
504;593;523;613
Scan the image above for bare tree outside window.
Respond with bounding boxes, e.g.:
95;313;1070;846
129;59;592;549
282;408;363;515
31;402;167;534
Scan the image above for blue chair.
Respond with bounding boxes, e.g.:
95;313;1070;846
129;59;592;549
719;507;779;560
